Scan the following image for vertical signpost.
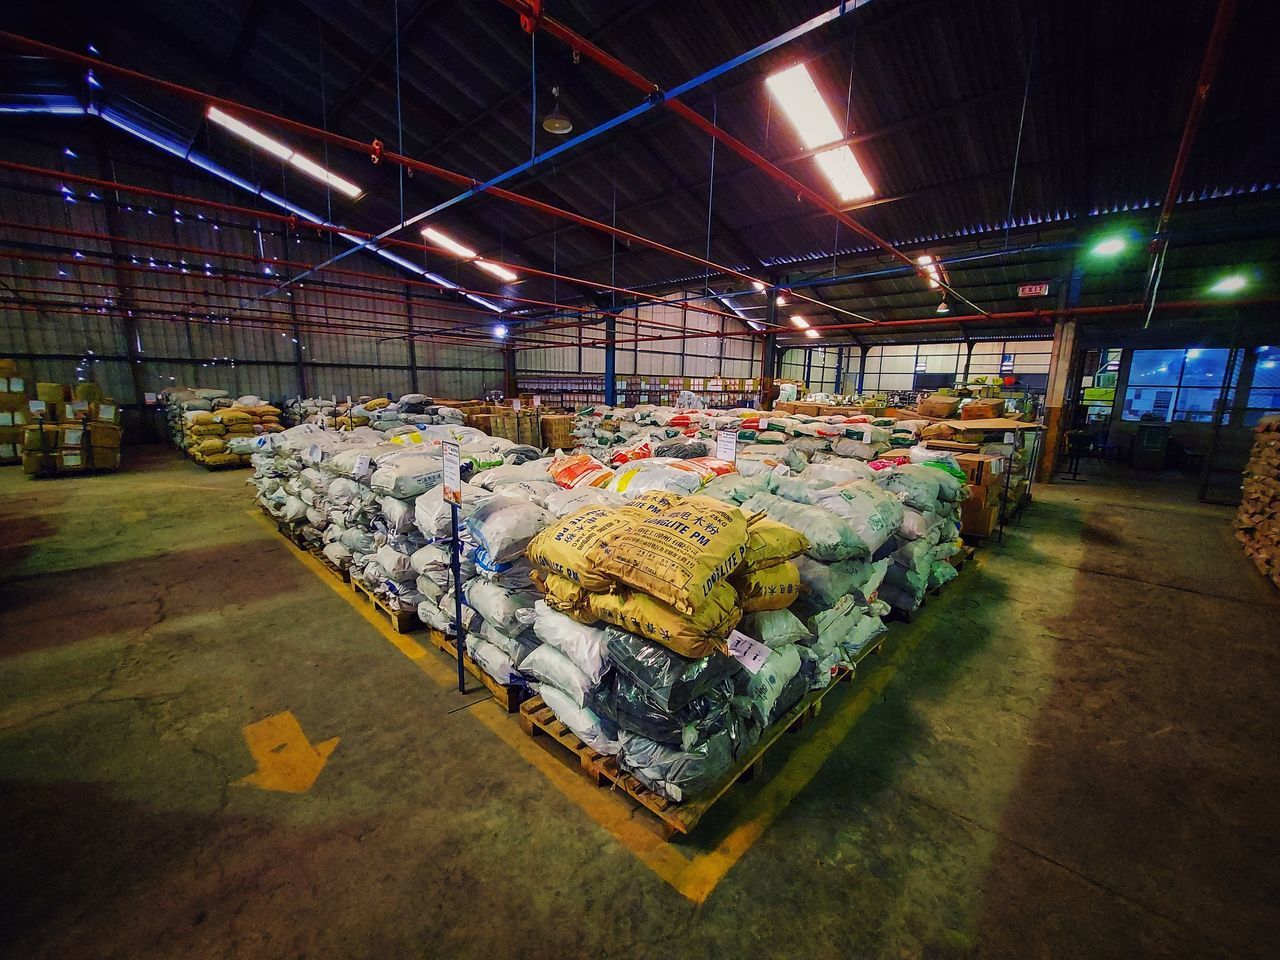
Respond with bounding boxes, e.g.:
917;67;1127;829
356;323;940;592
441;440;466;693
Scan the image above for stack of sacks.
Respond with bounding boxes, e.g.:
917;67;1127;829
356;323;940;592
164;388;231;449
524;492;810;801
742;475;902;684
412;459;559;686
872;457;967;613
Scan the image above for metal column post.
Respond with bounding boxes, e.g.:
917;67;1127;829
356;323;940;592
404;283;419;393
94;135;148;403
603;313;617;405
503;345;519;399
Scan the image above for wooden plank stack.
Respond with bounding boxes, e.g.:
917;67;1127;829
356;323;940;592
1236;416;1280;589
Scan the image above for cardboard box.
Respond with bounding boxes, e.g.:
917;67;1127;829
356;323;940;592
0;425;22;445
961;501;999;536
961;398;1006;420
56;449;86;471
541;414;574;450
23;451;50;474
954;453;1005;487
966;482;1001;508
60;426;86;448
91;446;121;471
23;423;59;453
36;382;68;404
88;422;123;448
917;395;962;419
95;402;120;424
0;391;25;412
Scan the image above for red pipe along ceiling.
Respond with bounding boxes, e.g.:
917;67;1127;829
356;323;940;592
0;213;715;338
496;0;988;317
0;37;791;324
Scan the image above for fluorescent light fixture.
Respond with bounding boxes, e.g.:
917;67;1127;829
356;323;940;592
206;106;362;198
476;260;518;282
1209;274;1247;294
804;328;820;339
1091;236;1126;257
790;316;810;329
422;227;478;259
917;254;942;288
1186;348;1202;358
766;63;874;200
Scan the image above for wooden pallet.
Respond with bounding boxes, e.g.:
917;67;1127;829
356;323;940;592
424;628;528;713
518;665;858;841
308;545;350;583
350;577;420;634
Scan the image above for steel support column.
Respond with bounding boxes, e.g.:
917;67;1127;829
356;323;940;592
404;283;420;393
603;313;617;405
93;134;147;403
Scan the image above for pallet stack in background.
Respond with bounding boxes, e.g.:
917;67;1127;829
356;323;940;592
955;453;1004;538
0;358;28;465
19;380;124;477
1236;416;1280;589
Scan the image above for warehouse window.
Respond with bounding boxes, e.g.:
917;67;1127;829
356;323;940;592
1244;347;1280;426
1121;348;1231;422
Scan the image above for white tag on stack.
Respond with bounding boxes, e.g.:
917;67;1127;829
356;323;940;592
727;629;771;674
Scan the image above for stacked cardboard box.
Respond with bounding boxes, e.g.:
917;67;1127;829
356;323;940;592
20;384;124;477
1235;416;1280;589
955;453;1005;537
0;360;27;464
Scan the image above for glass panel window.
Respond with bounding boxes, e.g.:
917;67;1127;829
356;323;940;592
1123;386;1176;421
1181;348;1229;386
1129;350;1184;387
1172;388;1220;422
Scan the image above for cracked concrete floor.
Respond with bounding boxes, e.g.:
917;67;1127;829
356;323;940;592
2;446;1279;959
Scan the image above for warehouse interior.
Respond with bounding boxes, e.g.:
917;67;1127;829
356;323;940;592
2;1;1279;958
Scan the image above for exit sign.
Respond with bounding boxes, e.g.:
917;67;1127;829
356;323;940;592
1018;281;1051;298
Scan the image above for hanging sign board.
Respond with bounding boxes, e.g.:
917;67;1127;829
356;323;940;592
1017;281;1051;298
726;629;771;674
716;429;738;462
441;441;463;506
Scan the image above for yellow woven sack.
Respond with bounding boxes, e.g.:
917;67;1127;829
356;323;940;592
213;409;251;425
743;517;809;571
587;578;741;659
526;506;633;592
187;411;215;425
201;452;241;467
531;568;592;614
364;397;390;411
190;422;226;437
618;490;682;519
197;437;227;456
598;495;749;616
732;561;801;612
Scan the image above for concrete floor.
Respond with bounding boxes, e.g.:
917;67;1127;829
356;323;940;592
2;446;1278;960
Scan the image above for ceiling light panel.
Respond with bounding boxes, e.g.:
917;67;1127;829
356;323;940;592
423;227;478;259
766;63;875;201
206;106;361;199
476;260;518;282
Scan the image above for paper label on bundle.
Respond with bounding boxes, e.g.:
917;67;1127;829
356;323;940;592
851;425;874;443
511;398;521;412
757;417;768;431
30;400;47;415
354;454;371;477
716;430;738;462
306;444;321;463
727;629;771;674
1003;432;1016;444
441;441;462;506
532;395;541;407
144;392;157;404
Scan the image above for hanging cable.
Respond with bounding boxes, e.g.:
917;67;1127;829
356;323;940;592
1003;9;1037;251
530;31;537;163
393;0;405;226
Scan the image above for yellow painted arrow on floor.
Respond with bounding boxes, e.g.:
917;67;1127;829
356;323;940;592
234;711;339;794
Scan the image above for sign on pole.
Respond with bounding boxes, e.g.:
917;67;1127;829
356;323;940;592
441;441;463;505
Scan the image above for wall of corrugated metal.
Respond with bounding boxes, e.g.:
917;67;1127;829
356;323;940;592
0;128;501;404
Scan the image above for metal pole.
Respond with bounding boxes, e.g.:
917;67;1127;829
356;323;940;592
603;313;617;405
450;502;466;693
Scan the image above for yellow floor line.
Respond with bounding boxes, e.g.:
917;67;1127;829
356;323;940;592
251;509;955;902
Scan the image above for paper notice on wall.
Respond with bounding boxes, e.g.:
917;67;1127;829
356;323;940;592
727;629;771;674
716;429;738;462
441;441;462;506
